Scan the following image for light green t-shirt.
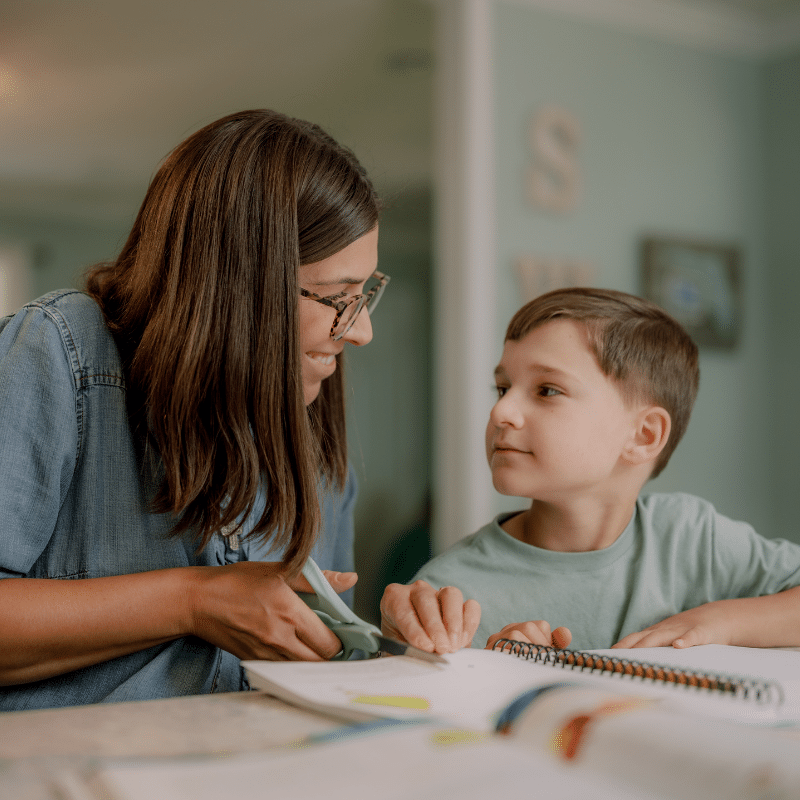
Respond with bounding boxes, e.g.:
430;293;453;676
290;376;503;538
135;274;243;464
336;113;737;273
414;493;800;651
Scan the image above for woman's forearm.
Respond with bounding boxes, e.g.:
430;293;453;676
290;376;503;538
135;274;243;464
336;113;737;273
0;569;197;686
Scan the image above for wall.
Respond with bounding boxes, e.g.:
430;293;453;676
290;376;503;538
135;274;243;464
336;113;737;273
0;213;130;301
485;2;776;536
348;188;434;621
765;47;800;542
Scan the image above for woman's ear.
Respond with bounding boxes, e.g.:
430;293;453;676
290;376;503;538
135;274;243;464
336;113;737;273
624;406;671;467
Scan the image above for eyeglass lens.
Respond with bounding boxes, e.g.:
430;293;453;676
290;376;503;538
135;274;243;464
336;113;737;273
332;275;386;339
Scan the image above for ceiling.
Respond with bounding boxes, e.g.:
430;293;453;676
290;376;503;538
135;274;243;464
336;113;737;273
1;0;798;223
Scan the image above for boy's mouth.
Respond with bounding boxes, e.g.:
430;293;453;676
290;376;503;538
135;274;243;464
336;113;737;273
493;442;530;455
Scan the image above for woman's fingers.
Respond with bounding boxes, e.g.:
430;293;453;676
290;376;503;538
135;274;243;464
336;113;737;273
286;570;358;595
323;570;359;593
191;562;344;661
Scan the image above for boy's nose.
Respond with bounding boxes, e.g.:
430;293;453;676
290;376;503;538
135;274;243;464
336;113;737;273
489;394;523;428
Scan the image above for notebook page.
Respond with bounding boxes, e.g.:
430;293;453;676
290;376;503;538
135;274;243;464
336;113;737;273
245;645;782;732
246;648;574;731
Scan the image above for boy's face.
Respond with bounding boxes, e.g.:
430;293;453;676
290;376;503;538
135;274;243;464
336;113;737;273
485;319;643;502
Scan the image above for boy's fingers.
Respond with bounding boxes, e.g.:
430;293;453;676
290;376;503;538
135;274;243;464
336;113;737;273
462;599;481;646
611;629;648;648
381;582;478;654
506;621;551;646
524;624;553;647
672;626;709;649
551;626;572;649
535;620;552;642
436;586;467;648
410;582;456;653
380;582;435;651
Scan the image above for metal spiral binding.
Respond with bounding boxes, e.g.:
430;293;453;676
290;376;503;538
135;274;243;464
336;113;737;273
491;639;779;704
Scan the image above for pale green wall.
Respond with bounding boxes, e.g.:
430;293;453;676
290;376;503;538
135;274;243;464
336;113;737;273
347;188;433;621
0;214;129;298
765;49;800;543
491;4;778;537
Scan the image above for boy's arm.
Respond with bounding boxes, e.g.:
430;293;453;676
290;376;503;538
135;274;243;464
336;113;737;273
380;580;481;654
612;585;800;649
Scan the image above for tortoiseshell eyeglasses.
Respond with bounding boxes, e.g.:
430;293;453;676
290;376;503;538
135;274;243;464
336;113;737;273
299;270;390;341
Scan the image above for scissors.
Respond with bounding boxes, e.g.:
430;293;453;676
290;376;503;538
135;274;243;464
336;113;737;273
299;557;445;663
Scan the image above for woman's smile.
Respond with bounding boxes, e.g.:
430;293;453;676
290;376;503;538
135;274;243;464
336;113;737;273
306;351;337;368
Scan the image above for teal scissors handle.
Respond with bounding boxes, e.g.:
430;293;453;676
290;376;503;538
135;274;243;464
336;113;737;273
298;557;383;660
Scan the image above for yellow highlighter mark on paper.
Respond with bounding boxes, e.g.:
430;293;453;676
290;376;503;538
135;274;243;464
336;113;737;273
430;728;488;746
351;694;430;710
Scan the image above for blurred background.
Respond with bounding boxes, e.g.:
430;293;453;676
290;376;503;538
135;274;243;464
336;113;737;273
1;0;798;623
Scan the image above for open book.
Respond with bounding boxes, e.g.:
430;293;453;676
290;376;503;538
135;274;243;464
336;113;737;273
62;645;800;800
243;643;800;731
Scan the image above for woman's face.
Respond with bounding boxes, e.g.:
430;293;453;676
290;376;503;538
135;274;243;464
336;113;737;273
297;227;379;405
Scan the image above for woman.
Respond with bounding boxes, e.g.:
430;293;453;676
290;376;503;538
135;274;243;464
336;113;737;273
0;109;386;710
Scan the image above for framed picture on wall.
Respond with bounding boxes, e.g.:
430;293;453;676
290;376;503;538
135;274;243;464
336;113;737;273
641;237;742;350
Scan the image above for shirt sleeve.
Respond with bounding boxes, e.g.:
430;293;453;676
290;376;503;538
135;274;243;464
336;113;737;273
0;306;79;577
312;463;358;607
709;510;800;598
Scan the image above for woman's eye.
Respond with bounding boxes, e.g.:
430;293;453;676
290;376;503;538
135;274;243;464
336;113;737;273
323;290;348;302
493;384;508;398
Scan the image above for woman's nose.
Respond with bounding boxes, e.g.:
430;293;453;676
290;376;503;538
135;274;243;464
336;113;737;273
343;306;373;347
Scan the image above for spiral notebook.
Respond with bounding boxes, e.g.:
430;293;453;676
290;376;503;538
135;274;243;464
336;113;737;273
244;643;800;732
490;639;779;701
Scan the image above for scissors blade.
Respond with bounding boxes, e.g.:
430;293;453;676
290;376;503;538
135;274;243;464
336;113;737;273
376;635;448;663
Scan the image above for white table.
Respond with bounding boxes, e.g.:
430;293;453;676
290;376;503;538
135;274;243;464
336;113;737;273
0;690;340;800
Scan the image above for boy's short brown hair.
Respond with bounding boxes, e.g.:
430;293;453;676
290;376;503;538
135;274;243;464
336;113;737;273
506;287;699;478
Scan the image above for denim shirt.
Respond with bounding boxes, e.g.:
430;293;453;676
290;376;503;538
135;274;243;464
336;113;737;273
0;290;357;711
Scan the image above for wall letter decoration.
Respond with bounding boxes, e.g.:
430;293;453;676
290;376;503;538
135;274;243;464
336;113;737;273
527;105;582;214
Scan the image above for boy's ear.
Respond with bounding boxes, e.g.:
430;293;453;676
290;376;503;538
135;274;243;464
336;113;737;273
624;406;671;467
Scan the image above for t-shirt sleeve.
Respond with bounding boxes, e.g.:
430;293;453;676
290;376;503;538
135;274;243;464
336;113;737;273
0;306;79;577
709;509;800;598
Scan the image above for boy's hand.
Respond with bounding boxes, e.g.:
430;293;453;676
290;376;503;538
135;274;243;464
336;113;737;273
485;621;572;650
380;580;481;654
611;601;735;649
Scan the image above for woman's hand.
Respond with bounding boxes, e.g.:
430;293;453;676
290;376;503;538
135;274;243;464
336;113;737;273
189;562;357;661
485;620;572;651
380;580;481;654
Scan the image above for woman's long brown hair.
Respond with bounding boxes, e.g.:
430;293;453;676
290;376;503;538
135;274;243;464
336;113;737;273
85;110;379;574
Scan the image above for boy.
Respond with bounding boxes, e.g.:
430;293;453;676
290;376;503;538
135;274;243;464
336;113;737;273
380;288;800;653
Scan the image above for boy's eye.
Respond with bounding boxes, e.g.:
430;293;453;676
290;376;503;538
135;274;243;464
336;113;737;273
538;385;561;398
493;384;508;398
